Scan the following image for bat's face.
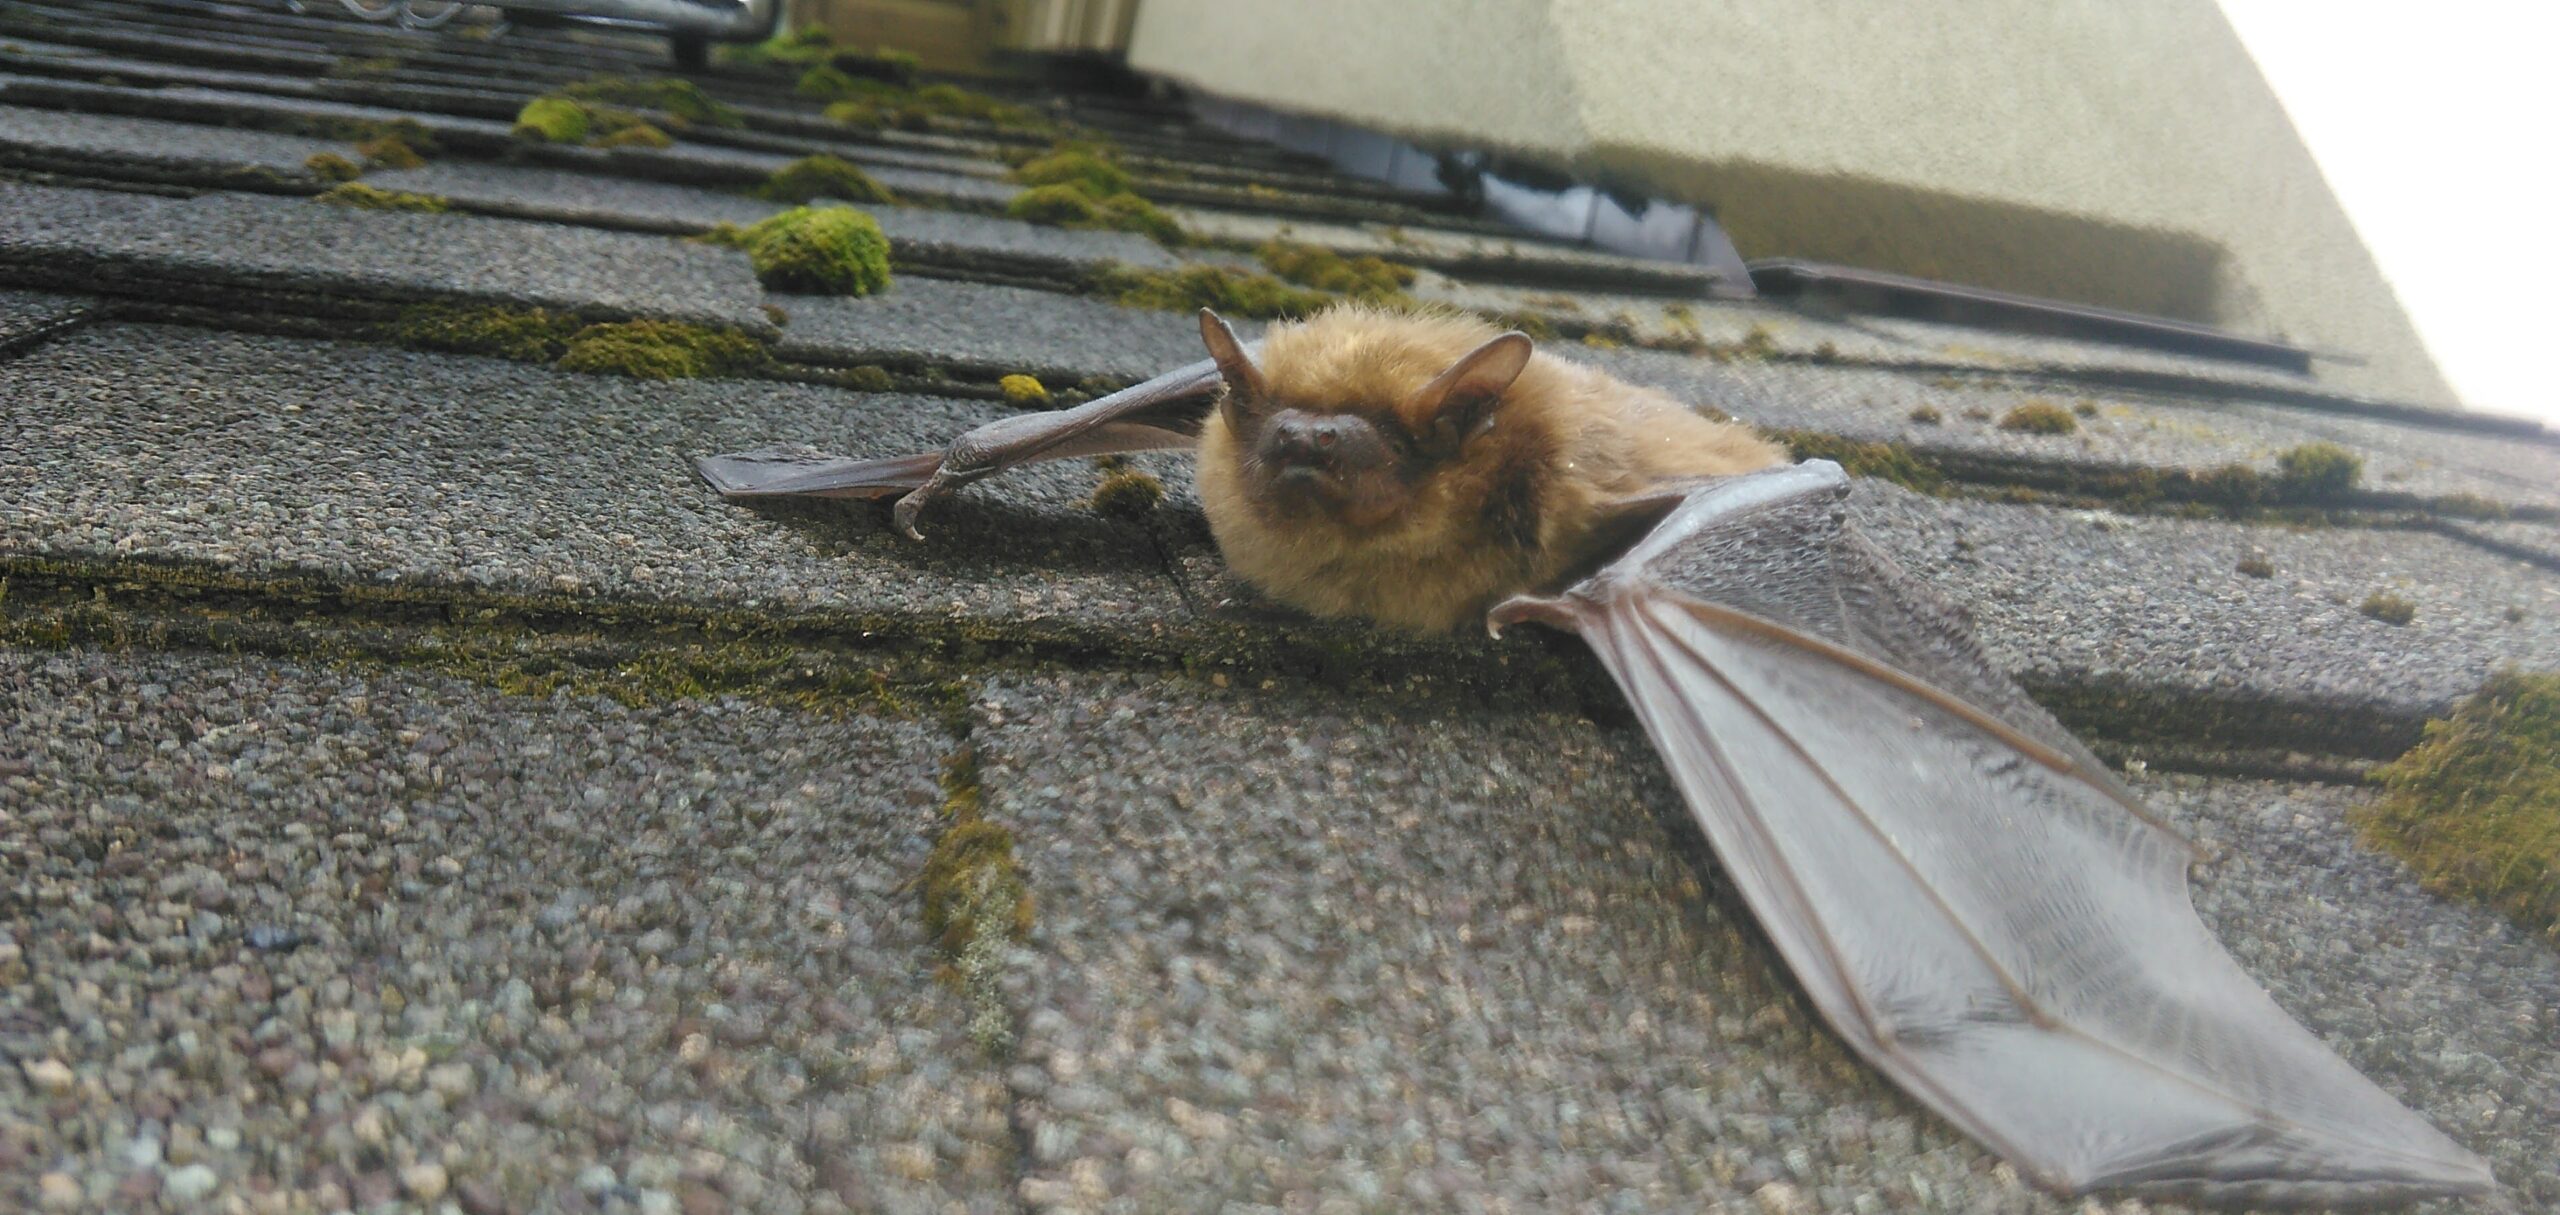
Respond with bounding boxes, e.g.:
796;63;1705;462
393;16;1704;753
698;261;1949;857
1216;396;1425;530
1191;308;1537;536
1187;307;1563;632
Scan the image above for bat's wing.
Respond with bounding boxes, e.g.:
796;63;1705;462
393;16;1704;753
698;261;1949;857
695;357;1223;538
1490;460;2494;1207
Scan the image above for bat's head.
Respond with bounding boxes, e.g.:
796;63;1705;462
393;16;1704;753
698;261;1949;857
1194;307;1533;532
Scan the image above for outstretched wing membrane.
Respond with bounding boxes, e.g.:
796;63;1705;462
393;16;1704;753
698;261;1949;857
1493;461;2493;1207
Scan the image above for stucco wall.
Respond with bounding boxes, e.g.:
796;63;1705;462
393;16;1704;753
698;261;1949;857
1127;0;2451;405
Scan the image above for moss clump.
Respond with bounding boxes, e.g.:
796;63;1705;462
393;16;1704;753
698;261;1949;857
593;123;673;149
2359;672;2560;939
2360;592;2417;626
817;80;1040;132
1005;185;1182;244
2276;442;2362;501
998;374;1048;406
387;303;583;362
307;117;441;157
554;320;767;380
913;82;1032;124
511;96;591;144
1092;263;1334;320
1998;400;2079;435
1256;239;1417;303
353;133;426;170
1088;468;1164;519
717;24;837;67
560;75;743;128
1009;183;1109;225
1776;431;1946;494
873;48;922;81
1000;142;1179;243
304;152;361;183
795;63;864;102
313;183;450;213
738;206;893;295
756;154;894;205
838;365;895;392
513;94;670;148
1011;148;1130;198
2189;463;2269;513
821;98;892;129
2236;553;2275;579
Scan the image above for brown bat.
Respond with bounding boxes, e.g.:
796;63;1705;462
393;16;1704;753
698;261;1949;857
698;305;2493;1207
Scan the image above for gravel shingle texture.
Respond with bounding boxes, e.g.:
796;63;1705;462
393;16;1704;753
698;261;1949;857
0;181;772;333
0;647;1012;1215
0;324;1187;632
966;671;2557;1212
0;287;93;350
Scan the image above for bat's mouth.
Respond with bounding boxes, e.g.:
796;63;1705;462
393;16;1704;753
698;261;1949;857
1274;463;1334;486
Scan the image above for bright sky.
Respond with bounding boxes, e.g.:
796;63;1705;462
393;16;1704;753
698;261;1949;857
2217;2;2558;426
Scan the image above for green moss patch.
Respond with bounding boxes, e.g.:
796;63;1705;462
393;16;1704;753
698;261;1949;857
560;75;743;128
303;117;443;157
2360;672;2560;940
1091;263;1334;320
384;305;767;380
716;24;837;68
388;303;584;362
1998;400;2078;435
556;320;768;380
738;206;893;295
2276;442;2362;500
1000;141;1180;243
593;123;673;150
1011;148;1130;198
795;63;865;102
756;154;894;205
1776;431;1946;494
353;132;426;170
304;152;361;183
313;183;450;213
1087;468;1164;518
2360;592;2418;626
511;95;591;144
512;94;674;148
918;747;1032;1050
1256;239;1417;304
1006;184;1182;244
810;71;1038;132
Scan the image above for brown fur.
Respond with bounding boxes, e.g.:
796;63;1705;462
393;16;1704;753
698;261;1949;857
1197;305;1786;632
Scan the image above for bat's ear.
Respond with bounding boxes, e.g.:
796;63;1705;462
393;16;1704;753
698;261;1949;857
1196;309;1269;403
1407;331;1532;439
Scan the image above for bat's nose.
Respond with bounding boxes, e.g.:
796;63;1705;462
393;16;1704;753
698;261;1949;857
1267;413;1347;470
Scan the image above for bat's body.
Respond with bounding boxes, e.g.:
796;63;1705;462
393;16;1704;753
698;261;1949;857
1193;308;1782;630
695;306;2495;1206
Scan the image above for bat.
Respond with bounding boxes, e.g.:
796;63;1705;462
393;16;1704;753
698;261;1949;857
695;305;2495;1206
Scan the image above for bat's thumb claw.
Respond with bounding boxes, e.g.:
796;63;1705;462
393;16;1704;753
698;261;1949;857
1486;593;1581;638
891;490;932;541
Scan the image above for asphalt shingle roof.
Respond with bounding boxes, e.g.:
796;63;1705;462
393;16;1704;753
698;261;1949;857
3;3;2557;1212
